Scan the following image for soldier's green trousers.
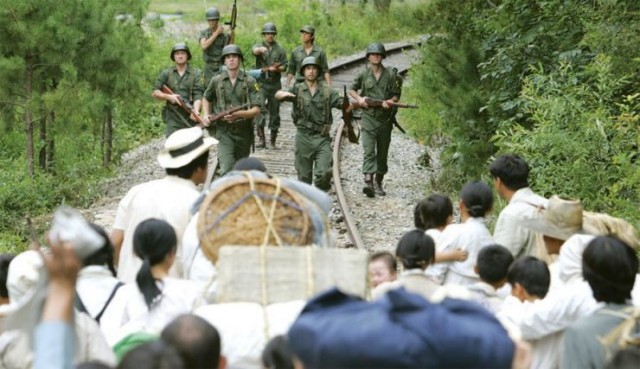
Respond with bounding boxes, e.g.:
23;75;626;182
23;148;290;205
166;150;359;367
361;122;393;174
294;129;333;192
210;123;252;176
255;84;281;131
203;63;222;85
164;107;195;137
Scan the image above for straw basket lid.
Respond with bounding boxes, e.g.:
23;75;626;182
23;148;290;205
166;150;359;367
197;174;314;263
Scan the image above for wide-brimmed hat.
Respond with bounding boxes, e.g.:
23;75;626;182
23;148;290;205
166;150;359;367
157;127;217;169
517;195;584;241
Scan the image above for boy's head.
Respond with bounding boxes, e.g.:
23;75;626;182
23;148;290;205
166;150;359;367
474;245;514;289
507;256;551;302
368;251;397;288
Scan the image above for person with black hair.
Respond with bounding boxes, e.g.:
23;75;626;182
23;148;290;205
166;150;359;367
108;219;199;346
372;229;442;301
499;256;554;369
489;154;548;259
117;341;185;369
435;181;495;286
0;253;15;331
506;256;551;302
563;236;640;369
161;314;226;369
111;127;217;283
262;335;294;369
414;195;468;284
467;245;514;314
368;252;397;289
76;224;126;339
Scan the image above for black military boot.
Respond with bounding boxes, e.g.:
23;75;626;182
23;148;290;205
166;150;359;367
256;127;266;149
362;173;375;198
270;130;277;149
374;173;386;196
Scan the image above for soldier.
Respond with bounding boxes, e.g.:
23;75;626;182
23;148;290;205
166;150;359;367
199;7;230;82
348;42;402;197
152;43;205;137
251;22;288;149
202;45;261;176
286;25;331;88
276;57;344;192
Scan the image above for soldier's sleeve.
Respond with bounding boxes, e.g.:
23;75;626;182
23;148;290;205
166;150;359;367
390;67;403;99
153;69;169;92
349;71;363;92
287;50;297;75
203;77;216;102
193;69;205;101
248;76;262;108
330;90;342;109
319;51;330;75
279;46;288;65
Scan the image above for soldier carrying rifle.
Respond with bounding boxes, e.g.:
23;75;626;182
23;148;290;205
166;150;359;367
348;42;403;198
252;22;288;149
152;43;205;137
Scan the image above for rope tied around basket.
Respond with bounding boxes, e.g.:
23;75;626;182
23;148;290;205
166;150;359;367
243;172;284;247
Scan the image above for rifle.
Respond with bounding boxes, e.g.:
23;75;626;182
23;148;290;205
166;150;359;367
354;97;419;109
351;97;416;134
161;85;204;126
206;104;248;125
226;0;237;45
342;86;359;144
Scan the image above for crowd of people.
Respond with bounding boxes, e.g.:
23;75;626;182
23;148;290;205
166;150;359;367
0;8;638;369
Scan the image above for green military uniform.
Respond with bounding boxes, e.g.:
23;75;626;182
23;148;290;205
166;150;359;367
285;82;341;191
204;70;261;175
153;65;205;137
253;40;288;131
287;45;329;84
349;66;402;175
199;28;230;82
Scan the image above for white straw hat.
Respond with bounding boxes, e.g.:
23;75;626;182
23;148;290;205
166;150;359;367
517;196;584;241
157;127;218;169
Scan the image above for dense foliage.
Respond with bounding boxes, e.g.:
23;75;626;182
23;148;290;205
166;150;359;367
403;0;640;225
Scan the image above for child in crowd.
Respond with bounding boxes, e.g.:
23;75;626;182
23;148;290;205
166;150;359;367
499;256;552;369
368;252;397;289
434;181;495;286
467;245;514;314
414;194;468;284
108;218;199;346
372;229;441;301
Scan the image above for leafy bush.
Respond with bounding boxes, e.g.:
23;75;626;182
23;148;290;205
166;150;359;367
493;56;639;224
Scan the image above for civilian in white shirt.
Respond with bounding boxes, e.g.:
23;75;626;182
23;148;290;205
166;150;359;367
499;197;601;369
76;223;126;339
467;245;514;314
111;127;217;283
489;154;548;260
499;255;555;369
440;181;495;286
414;195;468;284
109;219;199;346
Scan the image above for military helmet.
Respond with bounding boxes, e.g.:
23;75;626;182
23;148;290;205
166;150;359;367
205;7;220;20
170;42;192;61
262;22;277;34
221;44;244;62
300;56;320;74
366;42;386;58
299;25;315;35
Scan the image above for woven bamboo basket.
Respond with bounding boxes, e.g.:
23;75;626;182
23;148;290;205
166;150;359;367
197;175;314;263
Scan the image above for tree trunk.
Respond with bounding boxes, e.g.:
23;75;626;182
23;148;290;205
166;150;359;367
47;111;55;172
38;101;47;171
102;105;114;167
25;58;35;178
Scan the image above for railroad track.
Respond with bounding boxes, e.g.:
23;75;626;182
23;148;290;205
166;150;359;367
244;40;419;249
